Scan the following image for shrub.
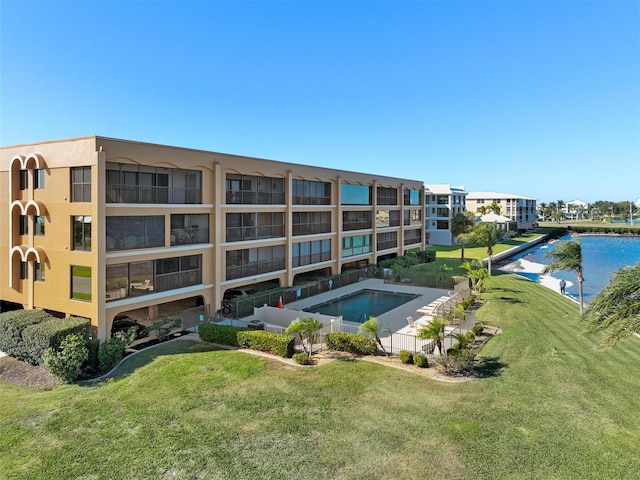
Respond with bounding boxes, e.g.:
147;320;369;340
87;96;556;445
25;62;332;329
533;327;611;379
398;350;414;364
42;333;88;382
199;324;248;346
437;349;476;376
325;332;377;355
413;353;429;368
293;352;314;365
237;330;294;358
146;318;181;342
98;335;128;373
86;338;100;372
471;322;484;336
0;309;52;362
22;316;90;365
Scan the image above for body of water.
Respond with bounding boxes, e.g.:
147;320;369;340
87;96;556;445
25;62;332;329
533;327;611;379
505;235;640;303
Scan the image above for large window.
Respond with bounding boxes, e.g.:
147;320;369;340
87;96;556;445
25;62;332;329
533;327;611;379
171;214;209;245
71;167;92;202
73;216;92;251
342;211;372;231
34;169;45;189
404;209;422;225
106;216;165;251
436;207;449;217
19;170;28;190
437;220;449;230
376;187;398;206
375;210;401;227
341;184;371;205
226;245;286;280
292;179;331;205
403;229;422;246
377;232;397;251
404;188;421;206
34;216;46;236
437;195;449;205
292;211;331;235
292;240;331;267
106;163;201;204
226;213;285;242
71;266;91;301
226;174;285;205
342;235;371;258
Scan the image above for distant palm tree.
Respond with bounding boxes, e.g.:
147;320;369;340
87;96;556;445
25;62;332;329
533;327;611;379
286;316;323;356
555;199;566;222
488;202;502;215
460;222;508;276
451;211;475;260
543;239;585;315
358;316;389;356
417;317;447;355
538;203;547;221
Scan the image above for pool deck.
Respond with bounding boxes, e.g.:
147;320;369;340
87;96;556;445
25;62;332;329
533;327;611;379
265;278;450;335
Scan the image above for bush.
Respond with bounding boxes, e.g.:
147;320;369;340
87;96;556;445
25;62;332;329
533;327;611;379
398;350;414;364
146;318;181;342
293;352;314;365
325;332;377;355
198;324;248;346
413;353;429;368
86;338;100;372
98;335;128;373
437;349;476;376
42;333;88;382
237;330;294;358
22;316;90;365
0;309;52;362
471;322;484;336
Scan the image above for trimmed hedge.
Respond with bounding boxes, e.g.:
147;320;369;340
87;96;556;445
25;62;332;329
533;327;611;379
198;324;248;346
0;309;52;362
237;331;294;358
325;332;377;355
413;353;429;368
293;352;314;365
398;350;414;364
22;316;90;365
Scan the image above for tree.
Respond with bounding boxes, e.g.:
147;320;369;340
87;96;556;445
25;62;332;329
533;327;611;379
538;203;547;221
555;199;566;222
584;264;640;347
417;317;447;355
459;222;508;276
286;316;324;356
358;316;389;356
460;259;489;293
451;211;476;260
543;239;585;315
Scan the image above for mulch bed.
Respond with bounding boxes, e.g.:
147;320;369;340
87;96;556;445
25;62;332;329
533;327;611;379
0;356;58;390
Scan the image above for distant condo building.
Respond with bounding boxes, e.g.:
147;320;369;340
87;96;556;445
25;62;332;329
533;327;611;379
424;184;467;245
1;136;426;339
466;192;537;230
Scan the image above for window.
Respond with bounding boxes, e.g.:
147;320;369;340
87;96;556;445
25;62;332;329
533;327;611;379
34;216;45;236
341;184;371;205
404;209;422;225
403;229;422;246
73;216;92;251
225;213;284;242
377;231;397;251
19;170;28;190
71;167;91;202
226;174;284;204
376;187;398;206
171;214;209;245
34;262;45;282
436;195;449;205
342;235;371;258
71;266;91;301
292;239;331;267
225;245;286;280
403;189;420;206
342;211;372;231
34;169;45;189
20;261;28;280
106;216;165;251
19;215;28;235
292;179;331;205
437;220;449;230
292;211;331;236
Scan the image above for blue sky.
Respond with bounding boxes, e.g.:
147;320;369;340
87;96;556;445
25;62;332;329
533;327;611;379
1;0;638;203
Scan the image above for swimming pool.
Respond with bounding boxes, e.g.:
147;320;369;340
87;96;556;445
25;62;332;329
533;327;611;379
303;289;420;323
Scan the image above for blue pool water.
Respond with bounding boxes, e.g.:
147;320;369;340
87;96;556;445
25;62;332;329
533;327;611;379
303;289;420;323
507;235;640;303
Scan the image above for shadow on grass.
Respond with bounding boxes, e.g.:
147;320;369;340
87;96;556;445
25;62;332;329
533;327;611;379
496;296;525;304
474;356;508;378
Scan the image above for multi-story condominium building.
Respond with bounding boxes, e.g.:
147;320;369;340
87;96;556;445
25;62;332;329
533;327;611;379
1;136;425;339
424;184;467;245
466;192;537;230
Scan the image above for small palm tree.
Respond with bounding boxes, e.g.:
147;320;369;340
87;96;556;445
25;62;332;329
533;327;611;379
286;316;323;356
417;317;447;355
543;239;585;315
451;211;475;260
460;222;508;276
358;316;389;356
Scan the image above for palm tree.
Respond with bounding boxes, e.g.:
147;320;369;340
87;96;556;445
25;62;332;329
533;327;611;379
538;203;547;221
358;316;389;356
451;211;475;260
460;259;489;293
417;317;447;355
286;316;323;356
488;202;502;215
543;239;585;315
555;199;566;222
460;221;508;276
584;264;640;346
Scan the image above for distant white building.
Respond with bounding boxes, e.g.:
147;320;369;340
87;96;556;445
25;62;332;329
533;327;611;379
466;192;537;230
564;199;589;220
424;184;467;245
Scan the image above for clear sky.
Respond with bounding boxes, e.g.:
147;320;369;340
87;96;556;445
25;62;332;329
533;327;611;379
1;0;638;203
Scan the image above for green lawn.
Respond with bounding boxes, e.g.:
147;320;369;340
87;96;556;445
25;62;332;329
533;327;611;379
1;274;639;479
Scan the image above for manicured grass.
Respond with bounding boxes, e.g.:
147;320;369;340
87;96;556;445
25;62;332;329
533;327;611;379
1;275;639;479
